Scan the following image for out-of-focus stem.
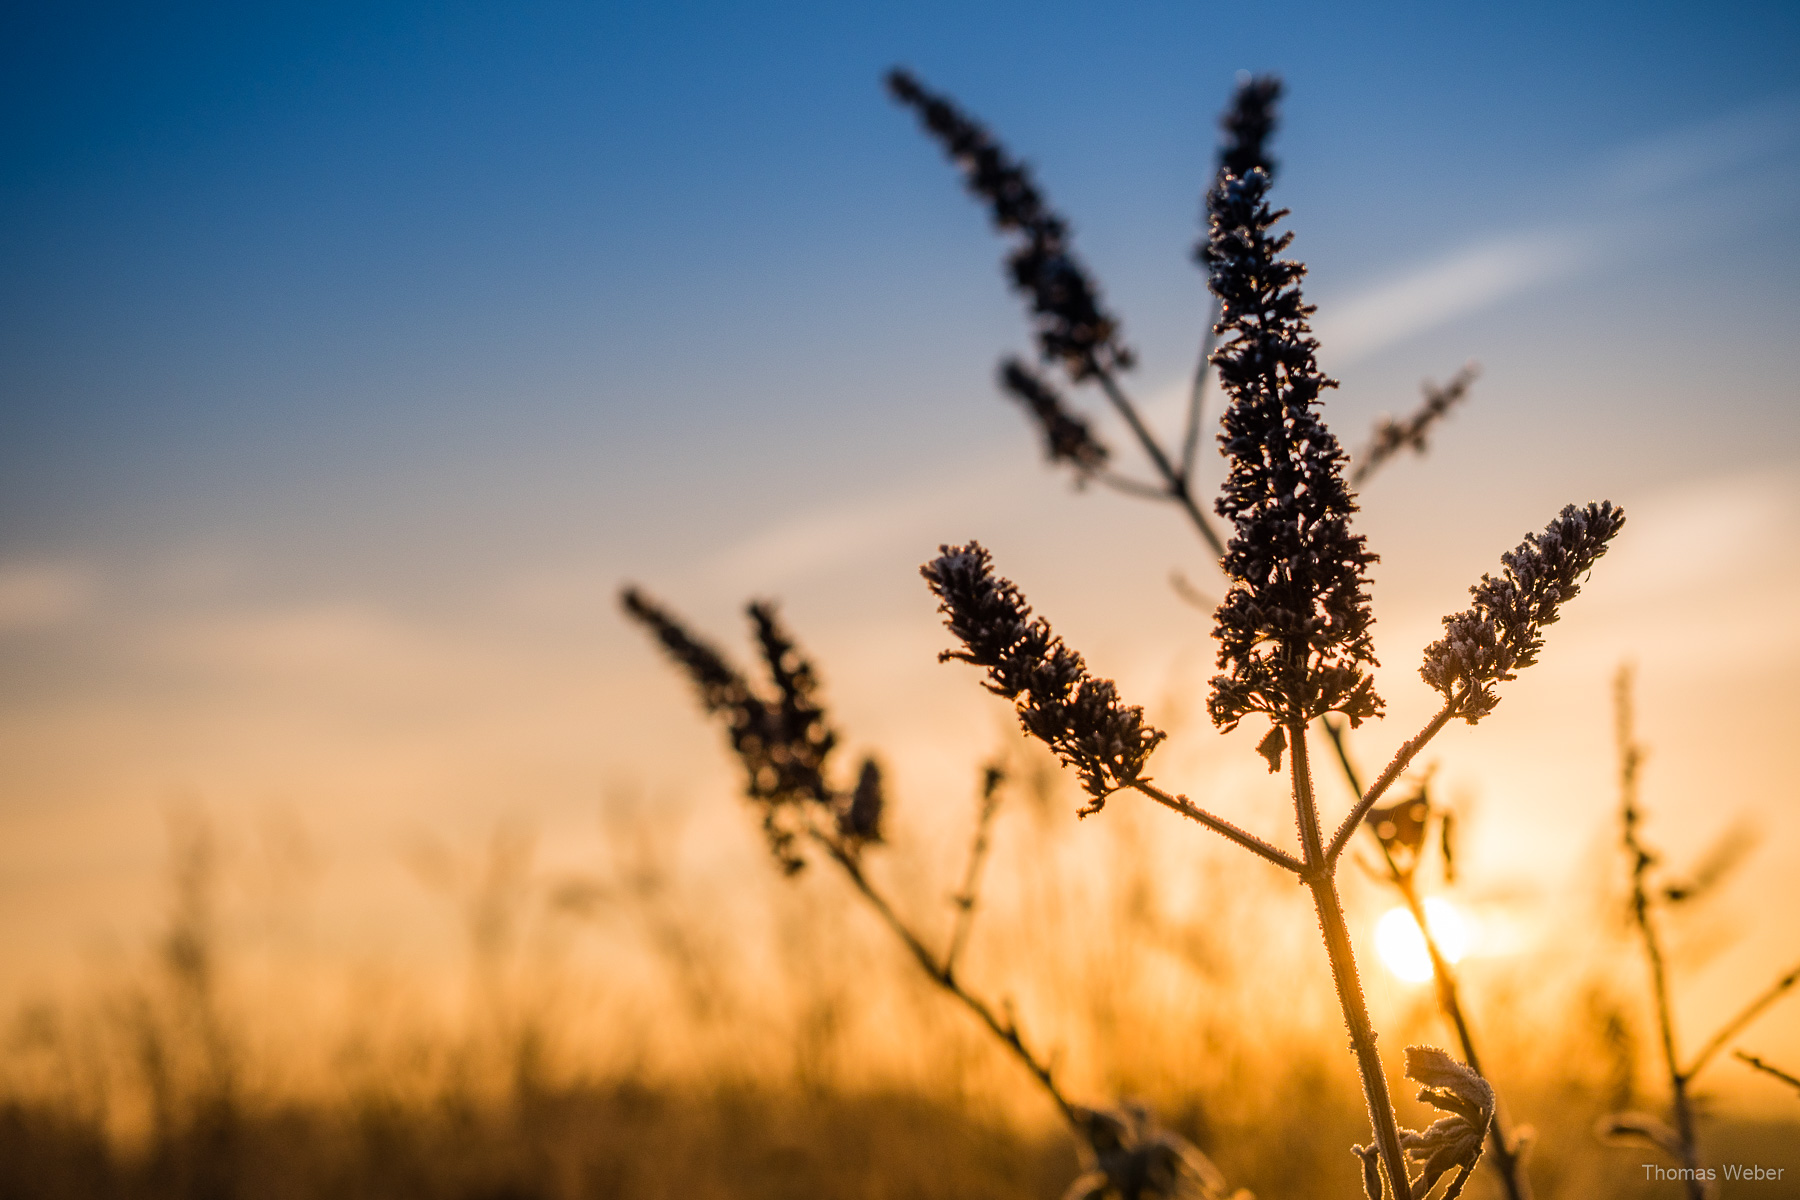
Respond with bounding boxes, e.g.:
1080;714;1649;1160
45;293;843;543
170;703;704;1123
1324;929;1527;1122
811;828;1078;1128
1617;668;1706;1200
1180;297;1222;479
945;769;1005;977
1091;366;1227;560
1684;963;1800;1080
1326;701;1457;863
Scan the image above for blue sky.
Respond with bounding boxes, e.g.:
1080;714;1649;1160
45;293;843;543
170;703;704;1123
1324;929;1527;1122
4;0;1797;579
2;0;1799;1037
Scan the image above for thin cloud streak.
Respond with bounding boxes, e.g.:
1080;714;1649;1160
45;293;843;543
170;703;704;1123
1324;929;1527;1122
1315;229;1587;367
1314;94;1800;367
0;562;94;632
702;466;1025;593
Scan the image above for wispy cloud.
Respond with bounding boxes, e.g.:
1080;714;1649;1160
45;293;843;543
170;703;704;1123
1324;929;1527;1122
1314;229;1588;366
1314;93;1800;367
0;562;94;632
1592;93;1800;199
702;469;1011;592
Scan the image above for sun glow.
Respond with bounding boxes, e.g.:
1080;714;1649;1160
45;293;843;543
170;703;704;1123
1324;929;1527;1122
1375;899;1470;983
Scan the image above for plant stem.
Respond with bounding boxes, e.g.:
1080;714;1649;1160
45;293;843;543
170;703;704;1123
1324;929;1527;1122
1290;720;1412;1200
1636;871;1704;1200
1323;719;1532;1200
1684;962;1800;1080
1735;1051;1800;1096
946;768;1005;977
1617;668;1705;1200
1180;297;1222;480
1091;366;1227;560
1326;701;1457;864
1130;779;1302;873
811;828;1079;1127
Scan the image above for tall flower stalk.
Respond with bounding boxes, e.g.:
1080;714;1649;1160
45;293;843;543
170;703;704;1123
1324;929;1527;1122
1323;722;1534;1200
925;156;1626;1197
897;84;1514;1174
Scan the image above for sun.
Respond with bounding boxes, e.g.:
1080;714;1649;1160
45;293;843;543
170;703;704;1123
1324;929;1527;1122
1375;899;1471;983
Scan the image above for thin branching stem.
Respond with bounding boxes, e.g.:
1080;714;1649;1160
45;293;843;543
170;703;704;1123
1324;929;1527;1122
1129;780;1302;873
1091;365;1228;560
1096;471;1175;501
1325;701;1459;864
945;768;1006;977
1180;298;1221;480
1289;720;1412;1200
806;825;1079;1127
1683;962;1800;1081
1617;668;1706;1200
1324;718;1532;1200
1735;1051;1800;1096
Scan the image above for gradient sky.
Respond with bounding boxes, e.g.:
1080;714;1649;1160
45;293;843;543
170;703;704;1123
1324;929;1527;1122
3;0;1799;1067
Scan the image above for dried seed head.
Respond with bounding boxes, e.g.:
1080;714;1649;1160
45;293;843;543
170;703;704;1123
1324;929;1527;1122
999;358;1110;478
1202;168;1382;741
1421;501;1626;722
622;588;847;873
922;542;1164;811
1596;1112;1685;1160
1367;780;1432;878
887;68;1132;378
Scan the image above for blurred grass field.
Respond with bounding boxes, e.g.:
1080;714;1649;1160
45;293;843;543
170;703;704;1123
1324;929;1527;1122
3;748;1795;1199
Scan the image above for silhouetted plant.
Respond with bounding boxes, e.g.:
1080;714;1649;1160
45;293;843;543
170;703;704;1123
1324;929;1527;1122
922;137;1626;1197
1599;666;1800;1199
895;82;1529;1197
621;589;1246;1200
893;90;1521;1192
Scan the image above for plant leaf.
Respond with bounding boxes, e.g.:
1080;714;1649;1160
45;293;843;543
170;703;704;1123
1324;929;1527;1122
1401;1046;1495;1198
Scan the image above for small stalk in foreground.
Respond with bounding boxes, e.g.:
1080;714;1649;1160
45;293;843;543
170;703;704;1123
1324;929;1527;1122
1603;666;1800;1197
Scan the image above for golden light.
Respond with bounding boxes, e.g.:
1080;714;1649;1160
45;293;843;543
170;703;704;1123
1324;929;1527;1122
1375;899;1470;983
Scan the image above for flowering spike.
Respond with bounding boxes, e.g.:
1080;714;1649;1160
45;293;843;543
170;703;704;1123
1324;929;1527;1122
921;542;1163;809
1353;363;1480;487
998;358;1110;477
1202;168;1382;739
1421;501;1626;722
887;68;1132;378
1218;74;1283;183
622;589;847;873
1194;75;1283;271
